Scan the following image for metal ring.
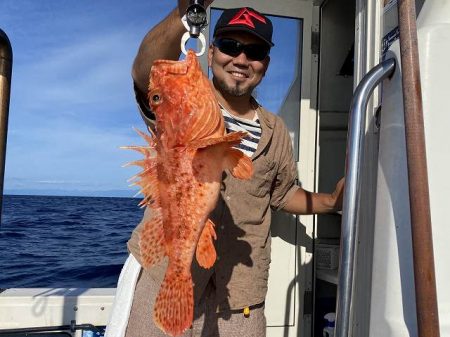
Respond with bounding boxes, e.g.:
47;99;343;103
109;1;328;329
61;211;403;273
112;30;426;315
181;14;190;31
181;31;206;57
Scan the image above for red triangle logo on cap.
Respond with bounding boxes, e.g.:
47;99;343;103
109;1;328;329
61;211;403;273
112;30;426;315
228;8;266;28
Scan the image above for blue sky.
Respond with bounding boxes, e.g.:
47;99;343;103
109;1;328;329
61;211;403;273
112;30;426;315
1;0;171;197
1;1;300;197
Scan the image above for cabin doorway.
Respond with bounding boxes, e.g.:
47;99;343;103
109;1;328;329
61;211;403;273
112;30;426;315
314;0;355;336
201;0;355;336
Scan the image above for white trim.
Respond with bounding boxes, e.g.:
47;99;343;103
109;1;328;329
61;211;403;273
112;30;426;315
104;255;141;337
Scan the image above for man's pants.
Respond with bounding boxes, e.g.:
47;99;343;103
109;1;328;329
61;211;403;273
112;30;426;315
124;268;266;337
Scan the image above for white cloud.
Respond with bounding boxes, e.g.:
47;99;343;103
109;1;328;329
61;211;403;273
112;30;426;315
12;30;136;117
5;115;148;192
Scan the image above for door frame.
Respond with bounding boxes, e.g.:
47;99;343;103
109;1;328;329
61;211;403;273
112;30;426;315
202;2;318;336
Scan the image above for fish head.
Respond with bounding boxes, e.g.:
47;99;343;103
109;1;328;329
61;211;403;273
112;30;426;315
148;50;223;148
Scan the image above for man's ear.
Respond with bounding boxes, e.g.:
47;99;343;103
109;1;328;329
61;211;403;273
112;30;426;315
263;56;270;76
208;45;214;67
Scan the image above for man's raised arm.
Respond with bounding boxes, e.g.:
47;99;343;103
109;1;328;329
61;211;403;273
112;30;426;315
132;0;213;94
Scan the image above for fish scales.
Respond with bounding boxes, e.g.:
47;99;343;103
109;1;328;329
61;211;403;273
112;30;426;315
125;50;253;336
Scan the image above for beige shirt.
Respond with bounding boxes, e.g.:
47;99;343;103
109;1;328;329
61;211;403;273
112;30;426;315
127;103;299;311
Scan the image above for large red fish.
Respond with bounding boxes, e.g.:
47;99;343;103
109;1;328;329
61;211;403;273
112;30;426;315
125;50;253;336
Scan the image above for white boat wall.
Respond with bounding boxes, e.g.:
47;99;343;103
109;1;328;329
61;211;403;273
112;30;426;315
0;288;115;337
370;1;450;336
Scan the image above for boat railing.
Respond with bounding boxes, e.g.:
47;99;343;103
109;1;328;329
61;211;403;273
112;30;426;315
335;57;396;337
0;321;103;337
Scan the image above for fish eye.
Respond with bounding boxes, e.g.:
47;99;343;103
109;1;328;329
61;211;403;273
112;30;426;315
149;90;163;105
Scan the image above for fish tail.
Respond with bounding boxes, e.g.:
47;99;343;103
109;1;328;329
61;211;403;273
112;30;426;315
153;266;194;336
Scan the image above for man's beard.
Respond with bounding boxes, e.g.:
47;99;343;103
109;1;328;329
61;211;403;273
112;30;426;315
214;77;254;97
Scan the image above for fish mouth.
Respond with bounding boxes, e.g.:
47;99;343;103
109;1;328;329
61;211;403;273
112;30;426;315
153;60;188;75
185;50;201;72
152;50;200;76
171;50;200;75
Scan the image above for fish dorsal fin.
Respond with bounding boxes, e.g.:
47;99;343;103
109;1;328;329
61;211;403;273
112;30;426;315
223;147;253;180
122;128;167;268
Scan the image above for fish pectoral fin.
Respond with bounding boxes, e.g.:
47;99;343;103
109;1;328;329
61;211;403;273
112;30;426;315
188;131;247;150
153;269;193;336
224;147;254;180
196;219;217;269
139;208;167;268
188;137;224;149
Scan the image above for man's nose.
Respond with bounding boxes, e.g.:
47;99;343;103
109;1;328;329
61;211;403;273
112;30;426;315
232;51;249;65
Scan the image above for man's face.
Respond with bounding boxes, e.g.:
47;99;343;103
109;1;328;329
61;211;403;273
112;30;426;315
208;32;270;97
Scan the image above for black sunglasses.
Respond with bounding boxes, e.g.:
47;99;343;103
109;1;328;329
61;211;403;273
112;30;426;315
213;38;270;61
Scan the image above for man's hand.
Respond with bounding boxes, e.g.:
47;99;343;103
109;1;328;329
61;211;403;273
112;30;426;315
133;0;216;94
282;177;345;215
178;0;215;17
331;177;345;212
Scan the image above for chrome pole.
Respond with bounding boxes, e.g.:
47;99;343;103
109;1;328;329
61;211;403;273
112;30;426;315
335;58;395;337
0;29;12;225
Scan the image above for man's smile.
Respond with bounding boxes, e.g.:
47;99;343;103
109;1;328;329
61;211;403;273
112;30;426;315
228;70;249;80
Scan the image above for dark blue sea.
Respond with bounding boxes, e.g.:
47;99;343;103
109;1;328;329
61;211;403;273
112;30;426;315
0;195;144;289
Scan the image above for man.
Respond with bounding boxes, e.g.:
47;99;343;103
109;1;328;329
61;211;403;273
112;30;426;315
106;1;344;336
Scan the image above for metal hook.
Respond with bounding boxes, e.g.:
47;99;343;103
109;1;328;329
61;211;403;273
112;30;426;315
181;31;206;56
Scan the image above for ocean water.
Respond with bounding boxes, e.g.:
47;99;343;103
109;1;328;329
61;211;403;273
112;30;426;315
0;195;144;289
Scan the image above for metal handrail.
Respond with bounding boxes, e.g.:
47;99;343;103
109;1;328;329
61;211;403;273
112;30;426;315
335;58;396;337
0;28;12;226
0;320;102;335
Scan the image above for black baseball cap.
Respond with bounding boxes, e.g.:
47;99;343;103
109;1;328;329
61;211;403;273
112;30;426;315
213;7;274;47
